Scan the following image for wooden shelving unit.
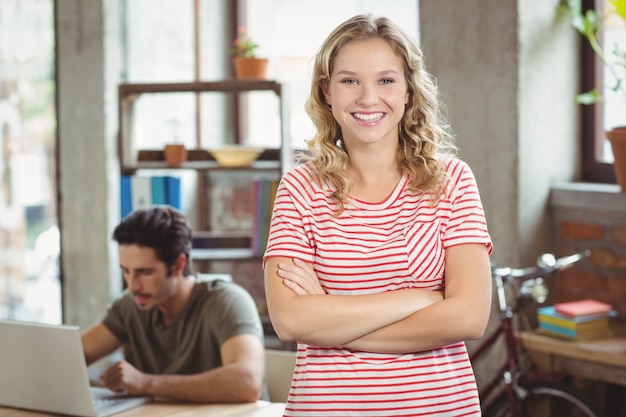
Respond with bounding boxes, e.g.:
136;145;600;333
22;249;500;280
117;79;290;262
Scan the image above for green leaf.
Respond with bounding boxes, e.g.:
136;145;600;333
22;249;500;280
576;90;602;104
609;0;626;22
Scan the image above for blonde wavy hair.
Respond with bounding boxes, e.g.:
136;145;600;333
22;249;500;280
302;14;457;214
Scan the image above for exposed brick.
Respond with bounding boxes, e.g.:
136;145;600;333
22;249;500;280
551;287;585;303
559;221;605;240
612;226;626;246
554;268;607;293
608;275;626;293
551;202;626;318
589;247;626;269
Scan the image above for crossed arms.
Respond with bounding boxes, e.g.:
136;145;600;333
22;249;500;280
264;243;492;354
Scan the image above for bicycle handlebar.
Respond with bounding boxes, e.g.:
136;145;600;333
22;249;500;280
491;250;590;281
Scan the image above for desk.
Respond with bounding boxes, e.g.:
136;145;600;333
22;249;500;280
0;400;285;417
517;331;626;386
518;330;626;416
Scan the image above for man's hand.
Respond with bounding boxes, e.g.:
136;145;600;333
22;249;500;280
100;360;151;395
278;258;326;295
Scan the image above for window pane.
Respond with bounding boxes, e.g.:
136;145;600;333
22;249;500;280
603;9;626;163
124;1;231;151
125;0;195;82
129;93;197;151
0;0;59;323
243;0;419;150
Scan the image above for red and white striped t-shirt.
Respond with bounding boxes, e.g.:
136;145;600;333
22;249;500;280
264;158;492;416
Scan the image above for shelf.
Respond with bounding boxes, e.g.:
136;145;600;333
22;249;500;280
118;79;291;175
121;160;281;174
118;79;289;263
118;79;282;99
191;248;261;261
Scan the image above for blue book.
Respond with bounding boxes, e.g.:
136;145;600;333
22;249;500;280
538;306;617;324
120;175;132;218
151;176;167;205
538;321;611;340
165;176;182;210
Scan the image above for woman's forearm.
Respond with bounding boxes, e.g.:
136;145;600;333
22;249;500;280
342;295;488;353
265;257;443;346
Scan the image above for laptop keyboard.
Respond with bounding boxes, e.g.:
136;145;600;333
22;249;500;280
93;396;121;409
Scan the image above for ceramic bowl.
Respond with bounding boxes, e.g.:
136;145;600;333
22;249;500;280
209;146;263;167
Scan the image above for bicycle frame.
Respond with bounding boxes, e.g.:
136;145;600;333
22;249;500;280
470;252;588;416
470;273;520;414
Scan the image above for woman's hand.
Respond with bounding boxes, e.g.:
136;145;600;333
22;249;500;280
277;258;326;295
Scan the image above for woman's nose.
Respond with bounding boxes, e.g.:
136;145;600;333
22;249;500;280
357;84;378;106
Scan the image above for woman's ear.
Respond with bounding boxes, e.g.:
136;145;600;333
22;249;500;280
321;79;331;105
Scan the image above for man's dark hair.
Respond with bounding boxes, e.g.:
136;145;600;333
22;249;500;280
113;206;193;276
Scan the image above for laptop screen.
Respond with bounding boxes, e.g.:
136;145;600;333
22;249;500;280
0;320;150;417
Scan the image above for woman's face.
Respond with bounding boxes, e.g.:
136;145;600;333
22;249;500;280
323;37;409;150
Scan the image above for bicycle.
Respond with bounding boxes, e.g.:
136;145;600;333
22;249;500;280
471;250;606;417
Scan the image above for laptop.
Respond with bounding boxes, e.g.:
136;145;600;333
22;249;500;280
0;319;151;417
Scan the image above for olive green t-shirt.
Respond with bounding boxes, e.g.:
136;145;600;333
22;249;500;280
102;279;264;375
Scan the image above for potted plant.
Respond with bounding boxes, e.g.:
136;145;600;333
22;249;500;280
163;119;187;167
231;27;268;79
558;0;626;190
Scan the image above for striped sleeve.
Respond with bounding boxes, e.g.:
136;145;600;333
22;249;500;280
442;159;493;254
263;163;317;265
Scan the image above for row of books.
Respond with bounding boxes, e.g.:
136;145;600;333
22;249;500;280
120;175;182;218
537;299;615;341
251;179;279;256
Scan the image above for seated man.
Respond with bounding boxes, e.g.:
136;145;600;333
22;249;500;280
81;206;266;403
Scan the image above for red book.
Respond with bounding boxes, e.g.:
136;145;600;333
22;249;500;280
554;299;613;318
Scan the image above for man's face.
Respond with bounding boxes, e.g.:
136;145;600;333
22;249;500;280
118;244;176;311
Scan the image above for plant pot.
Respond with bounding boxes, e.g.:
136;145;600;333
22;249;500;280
233;57;268;80
164;144;187;167
606;127;626;191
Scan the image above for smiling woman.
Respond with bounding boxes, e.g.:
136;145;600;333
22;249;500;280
263;14;492;417
241;0;418;151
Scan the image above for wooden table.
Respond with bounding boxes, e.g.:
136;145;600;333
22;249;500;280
517;331;626;386
0;400;285;417
518;330;626;416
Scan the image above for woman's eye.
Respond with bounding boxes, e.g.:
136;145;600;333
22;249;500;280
380;78;394;84
341;78;358;85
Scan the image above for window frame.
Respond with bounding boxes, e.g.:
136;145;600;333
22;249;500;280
581;0;618;183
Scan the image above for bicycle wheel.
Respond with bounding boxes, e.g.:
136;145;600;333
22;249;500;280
484;382;605;417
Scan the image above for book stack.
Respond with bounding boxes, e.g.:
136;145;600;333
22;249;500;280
537;299;615;341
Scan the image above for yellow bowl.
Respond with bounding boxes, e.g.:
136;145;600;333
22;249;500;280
209;146;263;167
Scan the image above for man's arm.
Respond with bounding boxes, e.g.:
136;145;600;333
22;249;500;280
82;322;122;366
100;333;265;403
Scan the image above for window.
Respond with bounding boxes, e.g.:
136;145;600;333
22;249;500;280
122;0;419;228
241;0;419;151
124;0;231;151
0;0;59;323
581;0;622;183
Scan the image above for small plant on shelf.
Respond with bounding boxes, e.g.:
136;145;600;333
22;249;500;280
231;27;259;58
230;27;268;79
163;118;187;167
